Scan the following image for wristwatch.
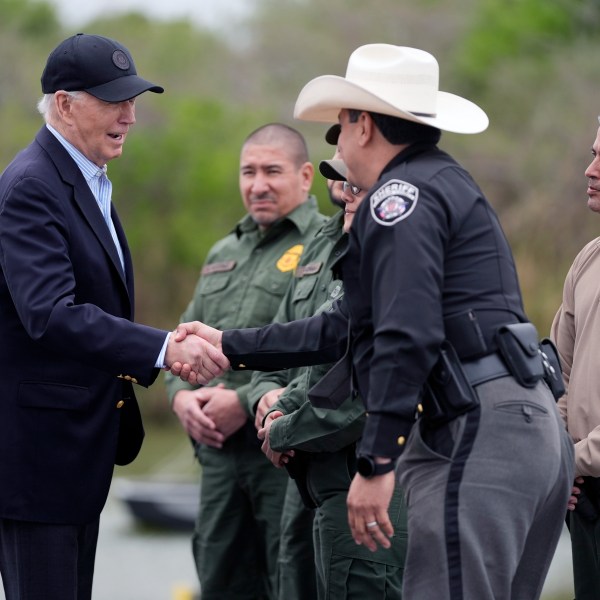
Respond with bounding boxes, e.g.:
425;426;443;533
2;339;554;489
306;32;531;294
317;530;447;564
356;455;395;478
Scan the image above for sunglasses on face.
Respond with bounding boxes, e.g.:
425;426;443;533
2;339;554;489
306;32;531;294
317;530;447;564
342;181;361;196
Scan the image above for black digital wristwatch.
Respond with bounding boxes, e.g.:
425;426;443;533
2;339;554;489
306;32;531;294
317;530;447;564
356;455;396;478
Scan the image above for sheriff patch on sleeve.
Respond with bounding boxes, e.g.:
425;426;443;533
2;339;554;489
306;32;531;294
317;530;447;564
370;179;419;226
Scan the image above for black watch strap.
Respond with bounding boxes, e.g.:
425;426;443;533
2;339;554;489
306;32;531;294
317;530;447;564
357;455;395;478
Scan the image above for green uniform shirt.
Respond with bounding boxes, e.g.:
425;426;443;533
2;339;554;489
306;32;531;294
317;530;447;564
249;211;366;453
165;196;326;410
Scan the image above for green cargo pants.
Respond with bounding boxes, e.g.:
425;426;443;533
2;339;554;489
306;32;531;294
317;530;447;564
308;448;407;599
193;427;289;599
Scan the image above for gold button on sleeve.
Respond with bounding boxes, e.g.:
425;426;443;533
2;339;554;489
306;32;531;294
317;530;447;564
116;400;125;409
397;436;406;446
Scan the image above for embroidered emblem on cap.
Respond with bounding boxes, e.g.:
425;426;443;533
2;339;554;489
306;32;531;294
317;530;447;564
112;50;130;70
370;179;419;226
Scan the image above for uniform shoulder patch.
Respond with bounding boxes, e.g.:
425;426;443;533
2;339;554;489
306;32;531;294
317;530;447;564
370;179;419;226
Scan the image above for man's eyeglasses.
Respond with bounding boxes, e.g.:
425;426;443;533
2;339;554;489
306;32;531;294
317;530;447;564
342;181;361;196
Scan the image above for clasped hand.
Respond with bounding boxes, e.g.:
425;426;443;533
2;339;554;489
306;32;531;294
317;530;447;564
165;321;228;385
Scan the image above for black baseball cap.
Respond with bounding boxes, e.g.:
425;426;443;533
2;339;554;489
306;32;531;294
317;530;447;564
41;33;164;101
319;158;347;181
325;123;340;145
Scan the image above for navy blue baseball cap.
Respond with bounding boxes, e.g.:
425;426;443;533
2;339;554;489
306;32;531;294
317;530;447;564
41;33;164;101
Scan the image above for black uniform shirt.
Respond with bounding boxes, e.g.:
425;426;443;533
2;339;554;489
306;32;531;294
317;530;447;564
344;143;526;457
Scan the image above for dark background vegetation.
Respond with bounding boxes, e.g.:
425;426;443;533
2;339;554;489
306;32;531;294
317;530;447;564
2;0;600;425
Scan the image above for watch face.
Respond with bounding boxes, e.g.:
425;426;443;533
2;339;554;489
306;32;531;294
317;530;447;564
357;455;374;477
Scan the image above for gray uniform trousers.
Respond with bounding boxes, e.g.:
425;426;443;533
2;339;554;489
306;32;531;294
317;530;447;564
398;376;574;600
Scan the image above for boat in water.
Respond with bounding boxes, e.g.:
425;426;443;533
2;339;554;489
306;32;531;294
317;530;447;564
112;478;199;532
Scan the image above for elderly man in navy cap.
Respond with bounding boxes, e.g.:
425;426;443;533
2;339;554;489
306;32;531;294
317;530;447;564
0;33;228;600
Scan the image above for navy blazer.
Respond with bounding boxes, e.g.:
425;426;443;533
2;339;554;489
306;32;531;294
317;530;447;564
0;126;168;524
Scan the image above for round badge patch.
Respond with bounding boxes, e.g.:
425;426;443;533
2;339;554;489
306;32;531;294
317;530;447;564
276;244;304;272
370;179;419;226
112;50;130;70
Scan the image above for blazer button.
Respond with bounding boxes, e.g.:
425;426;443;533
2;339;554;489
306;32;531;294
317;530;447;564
116;400;125;409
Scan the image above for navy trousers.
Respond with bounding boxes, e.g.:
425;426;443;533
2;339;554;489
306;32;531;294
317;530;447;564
0;517;99;600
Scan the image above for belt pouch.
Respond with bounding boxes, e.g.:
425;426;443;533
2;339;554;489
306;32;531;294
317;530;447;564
539;337;566;400
444;309;488;359
495;323;544;388
423;341;480;425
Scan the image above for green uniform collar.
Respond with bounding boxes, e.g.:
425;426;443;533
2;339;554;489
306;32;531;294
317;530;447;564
234;195;320;239
318;209;345;240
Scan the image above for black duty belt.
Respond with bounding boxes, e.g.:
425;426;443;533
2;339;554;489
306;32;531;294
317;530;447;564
461;352;510;387
444;309;521;360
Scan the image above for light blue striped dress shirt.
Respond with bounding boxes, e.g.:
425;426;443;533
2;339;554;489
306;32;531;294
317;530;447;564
46;124;125;271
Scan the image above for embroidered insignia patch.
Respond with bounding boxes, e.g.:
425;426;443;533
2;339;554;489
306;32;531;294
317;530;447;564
201;260;236;275
295;262;322;278
370;179;419;226
277;244;304;272
329;283;342;299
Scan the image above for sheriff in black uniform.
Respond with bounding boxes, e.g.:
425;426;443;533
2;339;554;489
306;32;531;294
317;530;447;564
176;45;574;600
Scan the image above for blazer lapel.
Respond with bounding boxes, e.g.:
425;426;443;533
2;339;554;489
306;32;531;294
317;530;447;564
73;185;128;285
112;206;136;311
36;127;130;292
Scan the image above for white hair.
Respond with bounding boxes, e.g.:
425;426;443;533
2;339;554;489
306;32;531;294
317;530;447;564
37;91;83;122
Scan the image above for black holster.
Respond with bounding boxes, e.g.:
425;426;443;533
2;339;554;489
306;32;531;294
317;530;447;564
422;341;480;425
495;323;565;400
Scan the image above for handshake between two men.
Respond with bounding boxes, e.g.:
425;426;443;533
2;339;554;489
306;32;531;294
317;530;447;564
165;321;226;384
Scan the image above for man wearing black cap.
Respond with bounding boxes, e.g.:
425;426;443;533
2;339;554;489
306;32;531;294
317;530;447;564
0;33;228;599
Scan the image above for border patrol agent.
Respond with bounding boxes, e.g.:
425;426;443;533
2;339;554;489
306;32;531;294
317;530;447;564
251;148;407;598
182;46;574;600
165;123;326;600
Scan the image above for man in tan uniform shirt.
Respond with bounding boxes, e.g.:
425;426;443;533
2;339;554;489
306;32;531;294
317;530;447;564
551;117;600;599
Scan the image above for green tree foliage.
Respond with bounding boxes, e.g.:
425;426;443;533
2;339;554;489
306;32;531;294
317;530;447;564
0;0;59;36
455;0;577;92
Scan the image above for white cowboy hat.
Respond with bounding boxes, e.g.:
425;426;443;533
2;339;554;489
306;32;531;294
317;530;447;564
294;44;488;134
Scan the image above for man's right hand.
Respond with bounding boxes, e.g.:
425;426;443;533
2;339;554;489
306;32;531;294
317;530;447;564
568;476;585;511
165;331;229;385
174;321;223;347
255;388;284;430
257;411;294;467
172;389;225;447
